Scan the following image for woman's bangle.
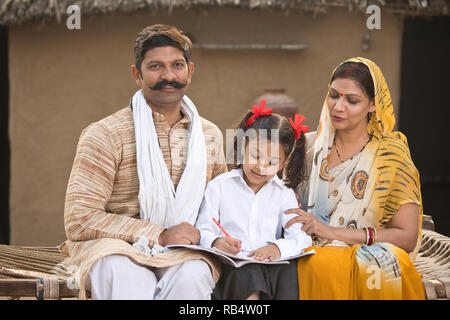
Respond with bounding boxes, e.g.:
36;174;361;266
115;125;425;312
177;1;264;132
369;227;374;245
364;227;369;245
367;227;375;246
363;227;376;246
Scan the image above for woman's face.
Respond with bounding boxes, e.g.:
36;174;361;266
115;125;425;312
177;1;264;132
327;78;375;132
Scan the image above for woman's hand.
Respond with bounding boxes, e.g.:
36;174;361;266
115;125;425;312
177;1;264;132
284;202;420;252
284;204;335;240
212;237;242;255
248;244;281;261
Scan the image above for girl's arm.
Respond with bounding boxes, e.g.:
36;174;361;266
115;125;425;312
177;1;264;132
271;191;313;258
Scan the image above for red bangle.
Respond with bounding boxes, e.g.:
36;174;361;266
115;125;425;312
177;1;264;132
372;227;376;245
367;227;375;246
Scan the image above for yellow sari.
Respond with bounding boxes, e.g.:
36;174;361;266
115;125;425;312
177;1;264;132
295;57;425;300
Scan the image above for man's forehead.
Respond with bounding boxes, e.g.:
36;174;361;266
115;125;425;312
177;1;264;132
143;46;186;63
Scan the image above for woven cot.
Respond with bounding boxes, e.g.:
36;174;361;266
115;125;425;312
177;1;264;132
0;215;449;300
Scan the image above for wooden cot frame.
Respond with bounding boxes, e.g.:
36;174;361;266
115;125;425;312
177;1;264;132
0;215;448;300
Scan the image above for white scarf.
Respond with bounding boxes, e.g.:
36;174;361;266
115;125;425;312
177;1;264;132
131;90;207;228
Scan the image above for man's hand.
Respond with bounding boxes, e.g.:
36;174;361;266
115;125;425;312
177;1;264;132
212;237;242;255
247;244;280;261
158;222;200;246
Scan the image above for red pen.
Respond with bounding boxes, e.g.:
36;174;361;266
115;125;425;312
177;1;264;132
212;218;230;237
212;218;241;250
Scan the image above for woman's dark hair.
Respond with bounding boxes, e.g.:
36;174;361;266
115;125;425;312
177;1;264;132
331;62;375;101
229;110;306;189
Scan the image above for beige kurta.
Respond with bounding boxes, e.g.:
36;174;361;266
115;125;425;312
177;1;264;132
62;106;227;299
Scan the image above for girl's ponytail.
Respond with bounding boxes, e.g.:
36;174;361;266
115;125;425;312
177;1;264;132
283;113;309;189
284;131;307;190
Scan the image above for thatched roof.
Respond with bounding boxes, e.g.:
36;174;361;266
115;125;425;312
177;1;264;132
1;0;449;25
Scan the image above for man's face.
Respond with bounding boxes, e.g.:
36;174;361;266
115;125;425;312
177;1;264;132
132;46;194;108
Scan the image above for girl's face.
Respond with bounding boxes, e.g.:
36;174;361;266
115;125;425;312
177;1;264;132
327;78;375;132
242;138;286;193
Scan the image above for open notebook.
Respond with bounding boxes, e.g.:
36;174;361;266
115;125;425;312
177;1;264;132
165;244;315;268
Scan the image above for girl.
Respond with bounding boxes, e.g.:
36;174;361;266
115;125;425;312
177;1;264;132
195;100;312;300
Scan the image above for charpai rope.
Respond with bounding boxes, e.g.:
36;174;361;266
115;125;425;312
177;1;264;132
0;232;449;299
0;244;69;278
36;277;60;300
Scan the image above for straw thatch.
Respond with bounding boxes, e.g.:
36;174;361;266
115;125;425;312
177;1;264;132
0;0;449;26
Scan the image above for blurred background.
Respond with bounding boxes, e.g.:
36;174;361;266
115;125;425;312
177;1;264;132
0;0;449;246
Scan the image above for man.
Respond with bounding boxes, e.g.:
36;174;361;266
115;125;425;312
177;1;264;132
63;24;227;300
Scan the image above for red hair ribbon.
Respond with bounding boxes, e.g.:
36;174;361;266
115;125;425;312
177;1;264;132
289;113;310;140
245;99;273;129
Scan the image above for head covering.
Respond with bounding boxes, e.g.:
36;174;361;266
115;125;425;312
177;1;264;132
306;57;423;260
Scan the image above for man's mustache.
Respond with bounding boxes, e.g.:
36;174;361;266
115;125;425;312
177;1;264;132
150;80;187;90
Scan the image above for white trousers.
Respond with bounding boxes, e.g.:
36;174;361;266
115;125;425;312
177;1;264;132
86;255;214;300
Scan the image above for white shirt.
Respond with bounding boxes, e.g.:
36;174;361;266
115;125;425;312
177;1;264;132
195;168;312;259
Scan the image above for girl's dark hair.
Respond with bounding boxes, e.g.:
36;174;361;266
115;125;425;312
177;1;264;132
229;111;306;189
331;62;375;101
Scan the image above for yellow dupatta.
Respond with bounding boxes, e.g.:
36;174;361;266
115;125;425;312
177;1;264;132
297;57;425;299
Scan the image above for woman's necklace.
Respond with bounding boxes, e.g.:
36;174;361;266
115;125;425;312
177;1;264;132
333;135;372;163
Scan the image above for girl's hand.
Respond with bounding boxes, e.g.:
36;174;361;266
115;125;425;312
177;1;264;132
247;244;281;261
284;204;335;240
212;237;242;255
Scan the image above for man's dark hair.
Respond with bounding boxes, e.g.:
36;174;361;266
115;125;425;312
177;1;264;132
134;24;193;74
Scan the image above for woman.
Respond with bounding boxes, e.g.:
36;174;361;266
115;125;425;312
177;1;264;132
286;57;425;299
